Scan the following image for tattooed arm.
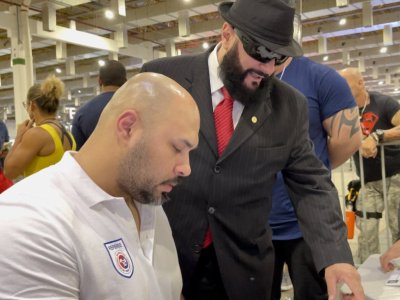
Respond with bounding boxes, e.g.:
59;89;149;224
322;107;362;169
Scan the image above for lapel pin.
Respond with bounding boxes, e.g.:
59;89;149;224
251;116;257;124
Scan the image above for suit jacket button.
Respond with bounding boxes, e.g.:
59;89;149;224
214;165;221;174
192;244;202;254
208;207;215;214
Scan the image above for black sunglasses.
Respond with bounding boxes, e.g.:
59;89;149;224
235;29;289;66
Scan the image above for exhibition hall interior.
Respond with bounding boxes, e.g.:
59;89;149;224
0;0;400;299
0;0;398;133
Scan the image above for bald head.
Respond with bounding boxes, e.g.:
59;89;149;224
76;72;200;199
338;68;366;107
99;72;198;128
339;68;363;83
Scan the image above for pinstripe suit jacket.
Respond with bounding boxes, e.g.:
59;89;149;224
141;49;353;300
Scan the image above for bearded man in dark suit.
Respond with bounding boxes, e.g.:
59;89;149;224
141;1;364;299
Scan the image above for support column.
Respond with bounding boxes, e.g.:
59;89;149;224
178;10;190;37
166;39;176;57
66;57;75;75
383;24;393;46
318;35;327;54
362;1;373;27
9;3;33;127
109;52;118;61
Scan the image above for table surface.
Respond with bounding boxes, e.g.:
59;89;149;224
358;254;400;299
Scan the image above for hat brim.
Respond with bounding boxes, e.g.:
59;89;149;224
219;2;303;57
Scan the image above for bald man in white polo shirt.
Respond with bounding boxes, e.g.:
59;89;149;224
0;73;200;300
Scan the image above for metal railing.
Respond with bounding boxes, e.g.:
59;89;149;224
358;140;400;250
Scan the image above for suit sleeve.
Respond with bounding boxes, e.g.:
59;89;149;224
282;93;353;273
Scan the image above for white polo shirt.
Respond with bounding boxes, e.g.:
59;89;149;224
0;152;182;300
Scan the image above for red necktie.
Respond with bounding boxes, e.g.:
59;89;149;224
203;87;234;248
214;87;234;156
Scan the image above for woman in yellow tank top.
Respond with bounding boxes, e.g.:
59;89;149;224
4;75;76;180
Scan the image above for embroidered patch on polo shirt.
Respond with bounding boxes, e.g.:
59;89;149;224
104;238;134;278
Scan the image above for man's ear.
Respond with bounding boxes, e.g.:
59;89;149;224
221;22;235;50
116;110;138;140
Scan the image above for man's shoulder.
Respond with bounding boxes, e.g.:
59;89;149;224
75;93;114;118
273;77;306;101
86;92;114;108
141;53;202;74
0;169;74;218
370;91;393;102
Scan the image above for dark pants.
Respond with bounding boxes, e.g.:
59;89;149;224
184;245;229;300
271;238;328;300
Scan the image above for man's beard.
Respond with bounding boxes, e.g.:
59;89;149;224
219;43;272;105
116;137;180;206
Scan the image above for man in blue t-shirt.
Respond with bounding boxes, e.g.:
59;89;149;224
72;60;127;150
270;57;362;300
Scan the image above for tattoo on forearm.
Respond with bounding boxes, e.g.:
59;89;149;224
330;108;360;138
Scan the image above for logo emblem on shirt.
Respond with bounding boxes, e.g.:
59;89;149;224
104;238;134;278
360;111;379;135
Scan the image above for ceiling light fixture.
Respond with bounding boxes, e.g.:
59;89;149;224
323;55;329;61
202;42;209;49
55;68;62;74
339;18;346;26
105;10;114;19
378;81;384;85
98;60;105;67
380;47;388;54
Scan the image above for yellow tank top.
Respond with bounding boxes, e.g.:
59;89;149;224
24;123;76;177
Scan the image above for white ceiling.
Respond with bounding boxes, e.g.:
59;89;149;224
0;0;398;113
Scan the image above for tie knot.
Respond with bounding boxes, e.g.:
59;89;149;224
222;87;233;102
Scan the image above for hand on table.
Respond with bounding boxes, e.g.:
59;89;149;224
325;263;365;300
380;240;400;272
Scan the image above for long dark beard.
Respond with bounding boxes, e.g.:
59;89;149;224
218;43;272;106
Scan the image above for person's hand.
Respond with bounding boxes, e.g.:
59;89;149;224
0;149;8;158
325;263;365;300
16;119;34;138
380;240;400;272
360;136;377;158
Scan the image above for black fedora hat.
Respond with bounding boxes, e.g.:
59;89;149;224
219;0;303;57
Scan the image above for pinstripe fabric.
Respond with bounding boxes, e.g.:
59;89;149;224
141;48;353;300
203;87;234;248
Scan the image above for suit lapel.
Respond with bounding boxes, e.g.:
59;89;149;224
187;50;218;156
218;82;273;162
184;48;274;160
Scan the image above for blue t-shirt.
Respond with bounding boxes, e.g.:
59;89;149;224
72;91;115;150
269;56;356;240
